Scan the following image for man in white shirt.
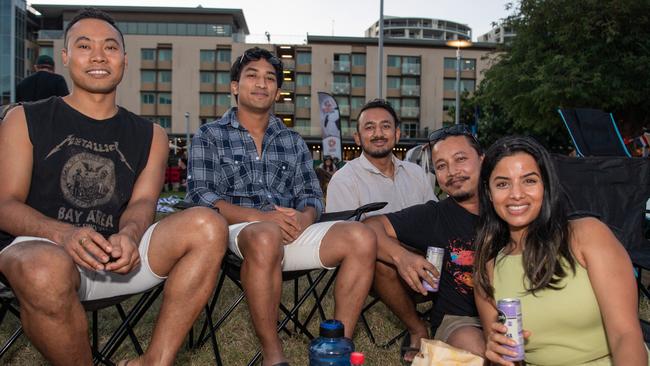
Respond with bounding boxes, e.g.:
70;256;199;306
326;98;436;216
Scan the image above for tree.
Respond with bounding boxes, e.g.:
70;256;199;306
472;0;650;151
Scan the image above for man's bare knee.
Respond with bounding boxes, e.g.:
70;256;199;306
4;246;79;314
447;326;485;355
239;223;283;266
183;207;228;253
344;222;376;259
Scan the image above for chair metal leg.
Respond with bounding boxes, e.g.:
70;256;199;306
0;325;23;359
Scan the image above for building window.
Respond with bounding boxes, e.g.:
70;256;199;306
200;50;215;63
444;57;476;71
158;93;172;105
216;49;231;63
158;71;172;83
296;74;311;87
216;93;231;107
200;71;215;84
387;76;400;89
157;49;172;62
141;70;156;83
443;78;476;93
141;93;155;104
333;54;350;72
351;53;366;67
156;116;171;128
387;97;401;111
351;97;365;109
443;99;455;111
387;55;401;68
38;46;53;57
351;75;365;89
216;71;230;85
296;52;312;65
296;95;310;108
141;48;155;61
200;93;215;106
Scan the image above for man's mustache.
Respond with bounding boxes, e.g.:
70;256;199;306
445;176;469;186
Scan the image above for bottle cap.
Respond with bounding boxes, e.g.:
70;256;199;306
319;319;344;338
350;352;364;364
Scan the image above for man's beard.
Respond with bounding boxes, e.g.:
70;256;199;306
362;138;393;158
449;190;474;203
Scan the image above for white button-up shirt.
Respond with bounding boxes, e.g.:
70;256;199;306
326;153;437;217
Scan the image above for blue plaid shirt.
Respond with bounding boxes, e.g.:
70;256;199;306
186;107;324;219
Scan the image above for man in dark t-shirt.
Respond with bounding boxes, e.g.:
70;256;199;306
16;55;69;102
0;9;227;365
365;125;485;360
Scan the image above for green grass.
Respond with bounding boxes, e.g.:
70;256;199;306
0;271;409;365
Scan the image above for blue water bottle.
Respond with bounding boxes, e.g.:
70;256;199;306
309;319;354;365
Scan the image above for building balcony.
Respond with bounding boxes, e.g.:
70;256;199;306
333;61;351;73
295;107;310;119
282;59;295;70
291;125;320;137
274;103;295;114
400;106;420;118
332;83;350;94
401;85;421;97
339;105;350;116
296;85;311;95
296;63;311;73
282;81;295;91
401;63;421;75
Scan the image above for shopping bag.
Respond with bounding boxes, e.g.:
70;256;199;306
411;338;484;366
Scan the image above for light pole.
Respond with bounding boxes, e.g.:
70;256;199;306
446;39;472;125
184;112;190;151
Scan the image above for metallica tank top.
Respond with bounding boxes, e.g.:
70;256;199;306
0;97;153;249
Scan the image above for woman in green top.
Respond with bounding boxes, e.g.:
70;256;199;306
473;136;647;365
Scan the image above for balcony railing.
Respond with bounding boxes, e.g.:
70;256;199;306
338;105;350;116
331;83;350;94
401;85;421;97
274;103;295;114
400;106;420;118
333;61;351;73
401;63;421;75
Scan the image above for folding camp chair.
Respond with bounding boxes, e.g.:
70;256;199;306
191;202;387;366
557;108;631;157
0;278;163;365
552;154;650;341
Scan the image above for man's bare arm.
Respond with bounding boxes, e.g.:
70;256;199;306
0;107;111;270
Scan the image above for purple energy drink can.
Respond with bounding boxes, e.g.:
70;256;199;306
422;247;444;292
497;298;525;361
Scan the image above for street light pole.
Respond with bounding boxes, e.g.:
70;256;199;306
377;0;384;98
185;112;190;150
446;39;472;125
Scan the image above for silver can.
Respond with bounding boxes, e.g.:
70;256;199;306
422;246;444;292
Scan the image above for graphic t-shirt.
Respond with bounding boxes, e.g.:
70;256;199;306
0;97;153;249
386;198;478;331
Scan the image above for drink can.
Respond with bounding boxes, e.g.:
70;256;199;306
497;298;525;361
422;246;444;292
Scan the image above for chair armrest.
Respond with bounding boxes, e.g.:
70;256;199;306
318;202;388;223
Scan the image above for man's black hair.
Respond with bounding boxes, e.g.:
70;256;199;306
356;98;400;131
230;47;284;88
64;8;125;50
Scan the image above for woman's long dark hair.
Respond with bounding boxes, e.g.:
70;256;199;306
474;136;575;299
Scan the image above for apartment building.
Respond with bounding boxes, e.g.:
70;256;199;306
365;16;472;41
30;4;496;158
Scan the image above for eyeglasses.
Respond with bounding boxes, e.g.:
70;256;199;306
428;124;478;146
238;48;282;68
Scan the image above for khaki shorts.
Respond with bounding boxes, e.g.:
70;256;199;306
0;223;165;301
433;315;482;342
229;221;340;271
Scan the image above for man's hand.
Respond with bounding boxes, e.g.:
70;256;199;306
257;209;301;243
60;227;113;271
393;249;440;295
104;232;141;274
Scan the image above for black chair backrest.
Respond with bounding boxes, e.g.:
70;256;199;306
552;154;650;250
558;108;631;157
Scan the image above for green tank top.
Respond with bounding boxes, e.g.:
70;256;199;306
493;253;611;366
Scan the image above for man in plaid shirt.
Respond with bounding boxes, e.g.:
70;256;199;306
187;47;377;366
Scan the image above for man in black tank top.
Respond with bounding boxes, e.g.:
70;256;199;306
0;9;227;366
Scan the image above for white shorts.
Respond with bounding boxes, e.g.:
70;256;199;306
229;221;341;271
0;223;166;301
